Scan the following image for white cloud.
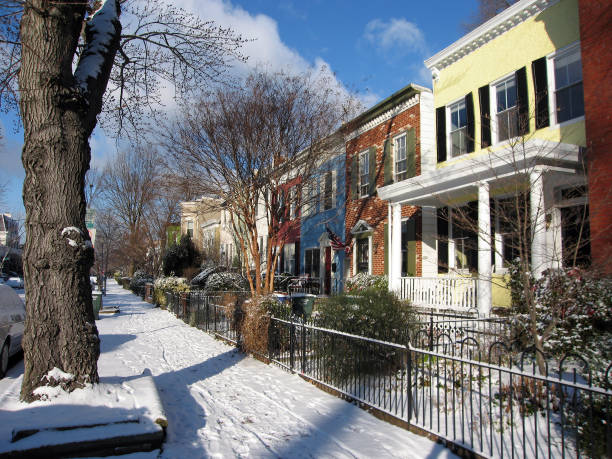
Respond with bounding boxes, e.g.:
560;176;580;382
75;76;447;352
171;0;311;76
364;18;426;55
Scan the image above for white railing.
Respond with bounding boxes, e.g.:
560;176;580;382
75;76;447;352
398;276;477;311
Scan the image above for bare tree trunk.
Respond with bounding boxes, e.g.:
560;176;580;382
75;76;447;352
18;1;120;401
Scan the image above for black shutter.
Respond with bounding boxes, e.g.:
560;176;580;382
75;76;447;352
532;57;550;129
368;146;376;196
294;240;300;276
465;92;475;153
478;85;491;148
436;106;447;163
383;139;393;186
515;66;529;135
350;155;358;200
405;128;416;178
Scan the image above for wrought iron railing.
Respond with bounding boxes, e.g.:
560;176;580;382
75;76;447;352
163;290;611;458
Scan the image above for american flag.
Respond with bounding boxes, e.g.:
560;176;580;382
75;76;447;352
326;225;352;254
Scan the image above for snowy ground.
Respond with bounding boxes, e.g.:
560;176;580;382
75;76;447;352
0;281;456;458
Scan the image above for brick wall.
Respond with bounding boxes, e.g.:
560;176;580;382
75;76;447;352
345;103;421;277
579;0;612;275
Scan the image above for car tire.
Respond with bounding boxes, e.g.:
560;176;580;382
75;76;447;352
0;342;8;378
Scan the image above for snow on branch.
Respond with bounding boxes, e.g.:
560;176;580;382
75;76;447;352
74;0;121;93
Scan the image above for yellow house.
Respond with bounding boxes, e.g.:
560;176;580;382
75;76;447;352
180;198;237;268
379;0;587;314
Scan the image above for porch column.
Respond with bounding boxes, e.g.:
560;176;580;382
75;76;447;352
387;203;394;287
530;169;547;277
477;182;492;316
494;200;504;272
391;203;403;292
448;208;456;271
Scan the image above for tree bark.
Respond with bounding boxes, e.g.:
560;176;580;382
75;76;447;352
19;0;120;401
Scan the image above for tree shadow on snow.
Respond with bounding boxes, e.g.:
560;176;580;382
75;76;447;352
151;348;246;445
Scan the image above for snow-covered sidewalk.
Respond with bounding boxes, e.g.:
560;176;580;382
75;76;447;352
1;281;455;458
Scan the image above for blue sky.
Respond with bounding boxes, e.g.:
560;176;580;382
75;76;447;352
0;0;478;216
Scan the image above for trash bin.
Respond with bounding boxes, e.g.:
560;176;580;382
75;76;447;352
92;292;102;320
291;293;315;318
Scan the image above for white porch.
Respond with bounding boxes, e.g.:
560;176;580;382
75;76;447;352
379;139;586;316
399;276;477;311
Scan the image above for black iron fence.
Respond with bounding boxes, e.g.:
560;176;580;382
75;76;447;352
164;291;611;458
410;309;515;354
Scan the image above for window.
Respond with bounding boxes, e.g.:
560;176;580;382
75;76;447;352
289;187;297;219
304;248;320;278
553;48;584;123
356;238;369;274
186;220;193;238
302;181;313;216
283;243;295;274
359;150;369;198
449;100;467;157
323;171;334;210
495;76;518;142
394;134;407;181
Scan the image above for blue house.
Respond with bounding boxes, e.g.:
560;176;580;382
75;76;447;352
299;148;346;295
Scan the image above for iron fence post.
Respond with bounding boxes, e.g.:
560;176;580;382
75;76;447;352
407;345;413;425
290;317;295;372
301;319;306;374
429;313;434;351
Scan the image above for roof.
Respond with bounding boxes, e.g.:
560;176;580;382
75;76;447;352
344;83;430;131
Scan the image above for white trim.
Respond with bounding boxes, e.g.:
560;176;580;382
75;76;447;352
346;94;421;141
424;0;559;71
378;138;581;206
350;219;374;235
419;91;436;174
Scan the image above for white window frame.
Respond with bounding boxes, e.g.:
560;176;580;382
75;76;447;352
493;74;519;143
186;220;194;238
446;98;468;157
289;187;297;220
359;150;369;198
488;71;519;145
284;243;295;274
352;235;372;275
393;133;407;181
547;42;584;127
302;182;312;217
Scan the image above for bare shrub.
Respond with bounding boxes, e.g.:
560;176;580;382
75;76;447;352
241;296;277;356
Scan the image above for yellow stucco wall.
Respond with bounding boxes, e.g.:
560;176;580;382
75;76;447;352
434;0;585;160
492;273;511;308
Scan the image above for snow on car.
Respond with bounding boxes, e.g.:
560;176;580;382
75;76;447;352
0;284;25;378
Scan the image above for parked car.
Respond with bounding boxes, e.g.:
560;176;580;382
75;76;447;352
0;284;25;378
4;276;24;289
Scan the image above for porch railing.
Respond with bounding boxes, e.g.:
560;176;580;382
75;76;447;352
399;276;477;311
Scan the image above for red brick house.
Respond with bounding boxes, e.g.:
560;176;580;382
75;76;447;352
343;84;434;280
578;0;612;275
